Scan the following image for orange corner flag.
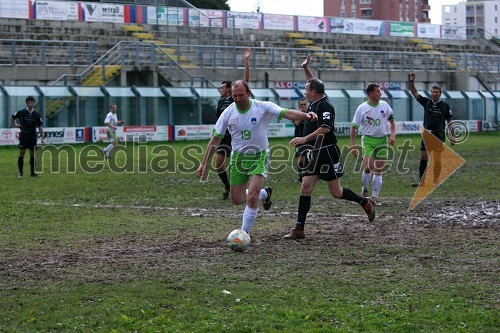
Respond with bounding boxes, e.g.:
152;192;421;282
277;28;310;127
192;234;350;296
408;127;465;211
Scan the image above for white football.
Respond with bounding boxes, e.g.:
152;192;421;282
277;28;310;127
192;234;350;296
226;229;250;252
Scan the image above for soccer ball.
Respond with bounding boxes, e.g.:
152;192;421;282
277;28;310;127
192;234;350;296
226;229;251;252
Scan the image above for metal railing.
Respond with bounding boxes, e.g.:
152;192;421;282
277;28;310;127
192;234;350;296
3;39;496;74
51;41;216;88
2;39;498;91
472;54;498;91
0;39;97;66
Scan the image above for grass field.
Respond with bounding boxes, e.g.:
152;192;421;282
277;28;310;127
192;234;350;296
0;132;498;332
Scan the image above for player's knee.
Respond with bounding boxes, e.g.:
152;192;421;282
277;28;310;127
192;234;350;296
300;184;314;196
331;188;343;198
246;192;260;203
231;191;248;206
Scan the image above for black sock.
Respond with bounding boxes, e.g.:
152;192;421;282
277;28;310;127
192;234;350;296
295;195;311;230
419;159;428;179
218;171;230;188
341;188;367;206
30;157;35;175
18;156;23;174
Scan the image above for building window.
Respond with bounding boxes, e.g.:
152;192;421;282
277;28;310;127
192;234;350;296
466;17;475;24
476;5;484;16
360;0;372;3
341;0;345;6
466;5;474;15
495;17;498;23
351;10;356;17
351;0;356;5
361;9;372;17
341;11;346;17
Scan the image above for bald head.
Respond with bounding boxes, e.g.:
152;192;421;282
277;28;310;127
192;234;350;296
231;80;252;111
232;80;250;93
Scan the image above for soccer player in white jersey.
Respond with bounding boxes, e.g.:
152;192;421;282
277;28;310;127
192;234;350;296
197;80;317;238
350;83;396;204
102;104;124;158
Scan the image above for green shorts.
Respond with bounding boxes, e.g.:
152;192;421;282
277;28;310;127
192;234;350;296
107;130;118;143
230;150;270;185
362;135;389;159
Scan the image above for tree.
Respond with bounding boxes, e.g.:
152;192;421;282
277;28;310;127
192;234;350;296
185;0;229;11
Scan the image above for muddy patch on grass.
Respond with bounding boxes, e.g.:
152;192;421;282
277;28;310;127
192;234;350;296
0;200;498;290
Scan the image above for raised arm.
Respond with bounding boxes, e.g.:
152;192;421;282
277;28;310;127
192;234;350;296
302;54;314;81
408;72;419;99
243;48;251;83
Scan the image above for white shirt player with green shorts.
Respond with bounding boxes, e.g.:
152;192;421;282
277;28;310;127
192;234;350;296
352;101;394;159
213;99;286;185
104;112;119;142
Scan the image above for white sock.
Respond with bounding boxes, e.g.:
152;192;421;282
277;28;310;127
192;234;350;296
103;143;114;153
362;171;372;191
241;205;259;234
246;189;268;201
372;174;383;198
259;189;268;201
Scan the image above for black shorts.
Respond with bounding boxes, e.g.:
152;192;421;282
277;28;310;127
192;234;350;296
19;132;37;150
216;136;232;157
420;131;445;152
299;144;344;181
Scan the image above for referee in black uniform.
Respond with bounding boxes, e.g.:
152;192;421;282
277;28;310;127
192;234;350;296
284;55;375;240
11;96;45;178
409;73;455;186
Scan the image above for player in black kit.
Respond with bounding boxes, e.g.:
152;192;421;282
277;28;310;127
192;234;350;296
409;72;455;186
11;96;45;178
215;48;251;199
284;55;375;240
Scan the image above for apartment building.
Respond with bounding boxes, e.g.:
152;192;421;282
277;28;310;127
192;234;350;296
442;0;500;37
324;0;431;23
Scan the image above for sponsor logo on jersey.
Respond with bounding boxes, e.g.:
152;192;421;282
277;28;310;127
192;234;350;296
229;118;238;132
251;117;257;125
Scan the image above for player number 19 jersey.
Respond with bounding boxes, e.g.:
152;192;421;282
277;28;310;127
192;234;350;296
214;99;286;153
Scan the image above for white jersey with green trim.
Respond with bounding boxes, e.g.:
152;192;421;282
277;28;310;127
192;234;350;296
352;100;394;137
104;112;118;133
214;99;286;153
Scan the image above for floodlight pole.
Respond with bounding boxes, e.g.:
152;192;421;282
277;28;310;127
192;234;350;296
155;0;158;28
